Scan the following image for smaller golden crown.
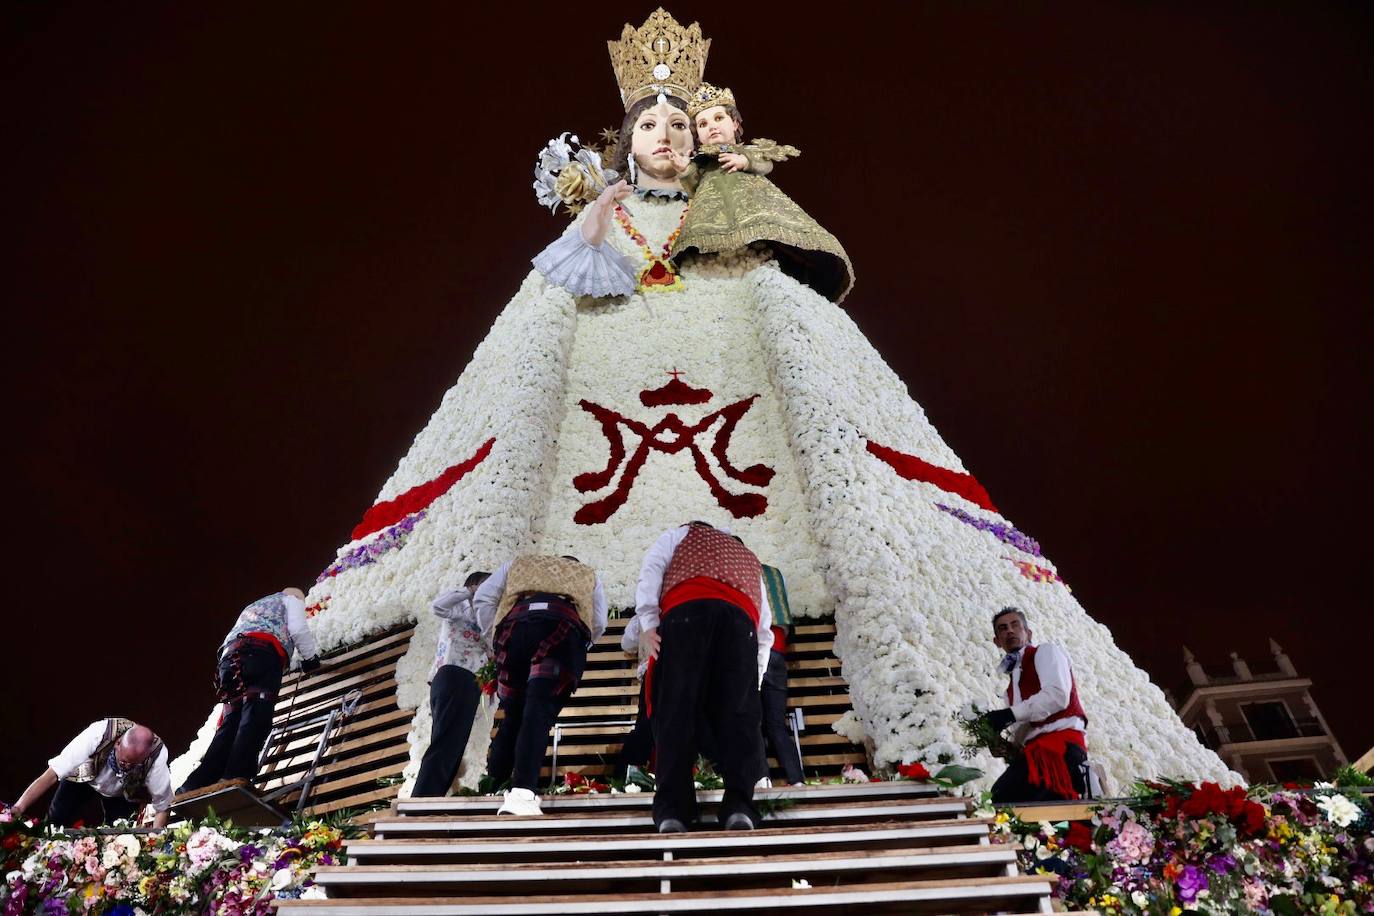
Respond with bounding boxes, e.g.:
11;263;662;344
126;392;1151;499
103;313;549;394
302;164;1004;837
608;8;710;110
687;82;736;119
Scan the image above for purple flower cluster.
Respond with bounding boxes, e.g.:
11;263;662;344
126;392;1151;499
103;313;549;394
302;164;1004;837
317;510;427;582
934;504;1041;557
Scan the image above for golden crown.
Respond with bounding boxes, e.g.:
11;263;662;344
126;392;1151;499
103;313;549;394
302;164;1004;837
687;81;736;119
608;8;710;110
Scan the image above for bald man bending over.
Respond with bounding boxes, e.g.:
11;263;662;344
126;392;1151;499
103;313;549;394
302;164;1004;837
10;718;172;827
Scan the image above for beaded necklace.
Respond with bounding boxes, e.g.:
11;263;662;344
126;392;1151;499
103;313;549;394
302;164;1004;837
614;202;689;292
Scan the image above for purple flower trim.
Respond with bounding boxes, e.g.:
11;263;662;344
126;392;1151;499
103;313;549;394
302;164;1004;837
934;504;1041;557
317;510;427;582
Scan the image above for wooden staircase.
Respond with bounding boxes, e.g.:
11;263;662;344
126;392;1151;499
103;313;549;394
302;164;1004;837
279;781;1068;914
253;613;866;818
526;615;867;783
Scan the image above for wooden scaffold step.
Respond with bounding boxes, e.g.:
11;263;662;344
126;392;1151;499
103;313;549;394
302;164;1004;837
276;874;1056;914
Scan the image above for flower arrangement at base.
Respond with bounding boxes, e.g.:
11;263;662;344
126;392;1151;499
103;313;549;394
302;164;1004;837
0;812;360;915
553;772;611;795
993;780;1373;914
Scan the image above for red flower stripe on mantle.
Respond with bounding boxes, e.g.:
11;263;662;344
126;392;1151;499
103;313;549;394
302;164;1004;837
865;439;998;512
350;437;496;541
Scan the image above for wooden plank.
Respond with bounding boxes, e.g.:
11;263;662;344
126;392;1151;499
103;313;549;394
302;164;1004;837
261;707;412;764
276;874;1054;914
272;694;403;736
260;742;412;791
789;640;835;653
787;693;851;708
300;760;408;799
280;627;415;689
277;643;410;700
788;658;845;673
312;844;1015;892
273;678;400;727
356;816;988;856
274;662;399;712
261;722;413;776
305;783;401;816
1009;801;1096;823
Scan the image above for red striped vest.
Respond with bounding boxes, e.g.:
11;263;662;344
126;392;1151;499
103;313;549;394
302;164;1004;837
1007;644;1088;728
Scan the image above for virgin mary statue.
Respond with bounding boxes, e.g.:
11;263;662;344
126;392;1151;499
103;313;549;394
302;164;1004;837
173;9;1232;795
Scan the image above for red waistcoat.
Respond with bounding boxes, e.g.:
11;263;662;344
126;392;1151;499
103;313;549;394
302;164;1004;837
661;524;762;617
1007;644;1088;728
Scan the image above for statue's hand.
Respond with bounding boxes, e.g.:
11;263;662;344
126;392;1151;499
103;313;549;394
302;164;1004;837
668;149;691;174
582;179;632;247
719;151;749;173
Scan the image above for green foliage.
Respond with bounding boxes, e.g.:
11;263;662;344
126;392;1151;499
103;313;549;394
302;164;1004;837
1332;765;1374;788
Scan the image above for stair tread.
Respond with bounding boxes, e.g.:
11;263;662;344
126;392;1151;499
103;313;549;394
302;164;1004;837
350;816;993;854
278;874;1054;912
315;843;1013;880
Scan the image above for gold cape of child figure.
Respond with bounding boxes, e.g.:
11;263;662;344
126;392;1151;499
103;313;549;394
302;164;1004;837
670;82;854;302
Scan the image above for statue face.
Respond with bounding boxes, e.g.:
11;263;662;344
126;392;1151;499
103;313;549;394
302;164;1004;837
630;100;693;181
694;105;740;146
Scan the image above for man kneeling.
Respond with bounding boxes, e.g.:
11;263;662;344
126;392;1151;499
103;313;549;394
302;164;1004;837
982;606;1089;803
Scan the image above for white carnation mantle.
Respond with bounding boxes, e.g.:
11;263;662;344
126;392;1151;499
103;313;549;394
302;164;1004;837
172;197;1235;794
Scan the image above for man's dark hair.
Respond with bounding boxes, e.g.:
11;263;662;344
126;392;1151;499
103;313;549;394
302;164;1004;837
465;571;490;589
992;606;1027;628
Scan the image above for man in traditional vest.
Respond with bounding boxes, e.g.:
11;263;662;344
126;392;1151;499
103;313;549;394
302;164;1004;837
982;606;1089;802
9;718;172;827
475;554;608;816
412;570;491;797
180;586;322;792
760;563;805;787
635;521;773;833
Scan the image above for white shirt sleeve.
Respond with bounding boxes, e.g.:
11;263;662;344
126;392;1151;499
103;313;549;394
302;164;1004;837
633;526;688;632
283;594;319;661
588;577;609;643
1011;643;1073;723
432;586;474;620
48;721;106;779
145;745;173;812
755;576;773;687
474;560;512;638
620;615;642;653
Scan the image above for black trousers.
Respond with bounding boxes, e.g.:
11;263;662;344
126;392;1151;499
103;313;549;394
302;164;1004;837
614;679;655;775
412;665;483;797
651;599;766;827
48;779;139;828
486;618;588;792
181;645;284;791
990;739;1088;803
761;648;805;784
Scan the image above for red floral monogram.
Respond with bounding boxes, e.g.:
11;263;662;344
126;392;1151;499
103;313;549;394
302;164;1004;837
572;372;775;525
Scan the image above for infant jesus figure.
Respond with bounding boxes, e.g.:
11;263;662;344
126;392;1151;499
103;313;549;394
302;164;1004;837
666;81;854;303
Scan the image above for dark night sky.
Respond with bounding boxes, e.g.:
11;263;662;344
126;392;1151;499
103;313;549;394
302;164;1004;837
3;3;1371;798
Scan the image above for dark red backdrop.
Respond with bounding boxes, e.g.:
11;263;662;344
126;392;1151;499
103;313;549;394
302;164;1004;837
3;3;1371;798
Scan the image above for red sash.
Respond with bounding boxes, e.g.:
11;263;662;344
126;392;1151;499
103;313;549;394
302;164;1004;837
1024;729;1086;800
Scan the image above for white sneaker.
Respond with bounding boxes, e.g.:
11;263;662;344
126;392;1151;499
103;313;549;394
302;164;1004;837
754;776;773;789
497;787;543;816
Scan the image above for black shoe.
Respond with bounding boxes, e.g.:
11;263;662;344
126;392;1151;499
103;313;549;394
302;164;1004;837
657;818;688;834
723;811;755;831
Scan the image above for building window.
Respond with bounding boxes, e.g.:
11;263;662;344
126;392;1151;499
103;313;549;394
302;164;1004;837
1269;757;1322;783
1240;701;1296;741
